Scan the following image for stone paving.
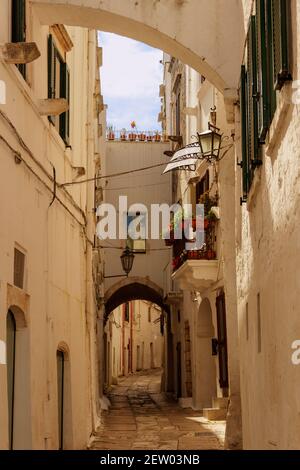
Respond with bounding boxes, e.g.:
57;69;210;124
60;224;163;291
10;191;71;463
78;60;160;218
91;369;226;450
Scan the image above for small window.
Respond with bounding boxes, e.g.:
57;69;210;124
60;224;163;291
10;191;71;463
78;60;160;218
195;170;210;203
48;35;70;144
14;248;25;289
148;306;151;323
124;303;130;323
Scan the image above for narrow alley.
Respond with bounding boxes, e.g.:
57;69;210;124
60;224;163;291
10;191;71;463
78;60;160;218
2;0;300;455
91;370;225;451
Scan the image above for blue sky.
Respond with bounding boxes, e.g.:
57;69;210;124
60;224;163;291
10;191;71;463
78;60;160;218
98;32;163;132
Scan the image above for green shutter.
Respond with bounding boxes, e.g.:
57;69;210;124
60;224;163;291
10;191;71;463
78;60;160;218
256;0;270;142
59;62;70;144
240;65;249;201
48;35;56;125
266;0;277;120
247;16;261;174
271;0;292;90
11;0;26;79
239;16;262;202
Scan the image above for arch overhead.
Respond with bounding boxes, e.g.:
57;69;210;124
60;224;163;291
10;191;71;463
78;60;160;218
31;0;245;93
104;276;168;321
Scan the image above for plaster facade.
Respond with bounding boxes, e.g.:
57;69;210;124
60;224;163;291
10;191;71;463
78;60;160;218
2;0;300;451
0;2;102;449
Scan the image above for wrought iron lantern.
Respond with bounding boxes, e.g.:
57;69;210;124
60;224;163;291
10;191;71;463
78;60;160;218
163;123;224;174
197;124;222;163
120;247;135;276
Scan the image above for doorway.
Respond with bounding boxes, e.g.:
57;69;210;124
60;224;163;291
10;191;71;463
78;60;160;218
6;307;31;449
150;342;154;368
216;292;229;391
176;342;182;398
57;350;64;450
136;345;141;371
56;348;73;449
7;310;16;450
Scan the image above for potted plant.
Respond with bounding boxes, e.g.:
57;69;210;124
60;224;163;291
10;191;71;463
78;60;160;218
107;125;115;140
129;121;137;141
154;130;161;142
147;132;153;142
206;249;216;260
139;132;146;141
120;128;127;141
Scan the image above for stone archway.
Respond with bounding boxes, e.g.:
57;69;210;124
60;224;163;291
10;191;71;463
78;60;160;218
193;297;217;409
56;342;73;450
31;0;245;93
6;304;31;450
104;276;168;321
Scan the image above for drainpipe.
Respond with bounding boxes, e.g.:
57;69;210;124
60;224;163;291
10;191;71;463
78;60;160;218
122;304;125;375
130;302;133;373
86;29;99;432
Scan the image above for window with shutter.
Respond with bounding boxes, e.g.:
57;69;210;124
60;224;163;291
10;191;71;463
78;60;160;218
240;16;262;202
48;35;70;143
247;15;260;172
240;65;249;202
124;303;130;323
59;63;70;145
14;248;25;289
239;2;291;202
11;0;26;79
271;0;292;91
256;0;270;142
48;35;56;125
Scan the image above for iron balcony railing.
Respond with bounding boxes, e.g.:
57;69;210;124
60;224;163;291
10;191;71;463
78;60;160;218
106;129;168;142
165;219;217;272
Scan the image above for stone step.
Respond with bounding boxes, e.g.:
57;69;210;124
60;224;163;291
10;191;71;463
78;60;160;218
212;397;229;409
203;407;227;421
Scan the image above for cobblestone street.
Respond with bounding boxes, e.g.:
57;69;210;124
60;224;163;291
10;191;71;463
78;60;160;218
91;370;225;450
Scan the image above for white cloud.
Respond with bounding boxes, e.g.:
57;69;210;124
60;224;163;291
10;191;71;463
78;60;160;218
99;33;162;99
98;32;163;130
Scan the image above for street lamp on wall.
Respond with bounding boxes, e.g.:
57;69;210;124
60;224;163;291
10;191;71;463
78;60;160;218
103;247;135;279
197;123;222;163
120;247;135;277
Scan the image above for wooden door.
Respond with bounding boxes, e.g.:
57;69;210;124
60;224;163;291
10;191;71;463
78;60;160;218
216;293;229;389
57;350;64;450
7;311;16;450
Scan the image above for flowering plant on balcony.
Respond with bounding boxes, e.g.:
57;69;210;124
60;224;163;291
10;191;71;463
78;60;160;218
107;124;115;140
198;191;218;215
139;131;146;141
120;128;127;141
129;121;137;141
154;130;161;142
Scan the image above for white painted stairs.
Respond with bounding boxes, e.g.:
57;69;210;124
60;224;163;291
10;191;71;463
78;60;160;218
203;397;229;421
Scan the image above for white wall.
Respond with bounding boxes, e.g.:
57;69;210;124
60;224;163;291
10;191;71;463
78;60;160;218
102;141;172;292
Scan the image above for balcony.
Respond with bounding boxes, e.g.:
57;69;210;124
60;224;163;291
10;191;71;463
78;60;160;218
106;128;168;142
167;219;219;292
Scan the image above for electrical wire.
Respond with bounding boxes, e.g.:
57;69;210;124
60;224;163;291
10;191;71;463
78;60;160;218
0;109;86;222
59;162;169;187
0;134;89;233
104;181;169;191
97;244;171;251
